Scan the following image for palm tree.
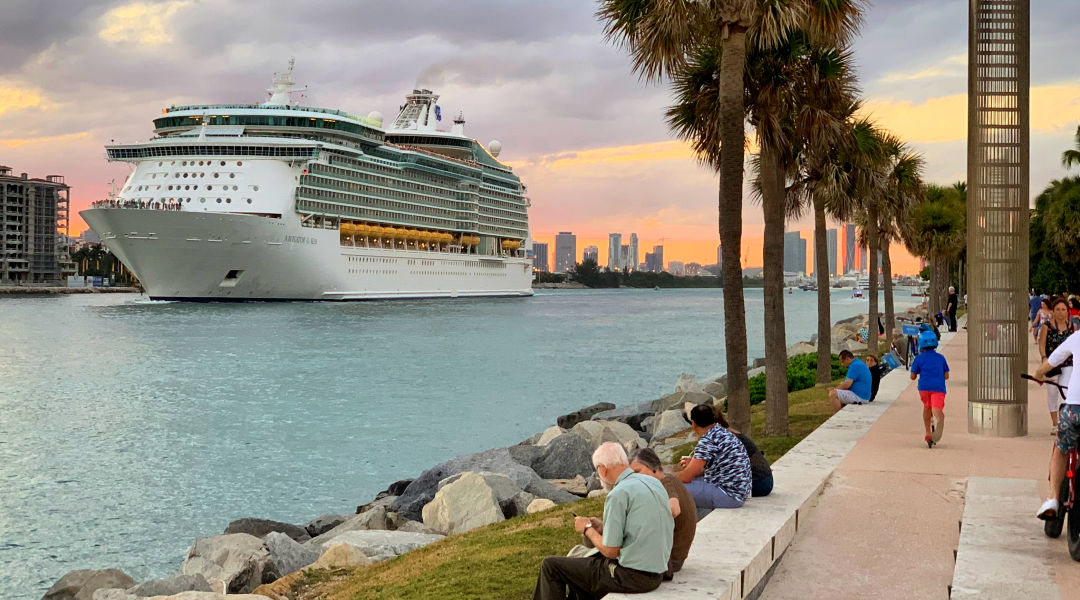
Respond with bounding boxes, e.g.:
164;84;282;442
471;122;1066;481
902;184;966;317
877;147;924;343
1063;125;1080;170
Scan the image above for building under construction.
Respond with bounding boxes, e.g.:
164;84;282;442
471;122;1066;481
1;165;72;284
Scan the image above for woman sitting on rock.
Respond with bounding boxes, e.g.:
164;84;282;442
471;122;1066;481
677;404;753;518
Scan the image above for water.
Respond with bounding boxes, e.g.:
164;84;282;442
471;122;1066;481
0;288;914;597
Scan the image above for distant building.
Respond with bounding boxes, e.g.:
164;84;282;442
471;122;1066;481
554;232;576;273
686;262;702;276
608;233;622;270
532;242;549;272
0;166;71;283
843;223;855;273
583;245;598;263
743;267;764;278
815;228;838;277
620;244;630;271
668;261;686;276
628;233;639;272
783;231;807;275
716;243;722;270
644;245;664;273
859;244;867;273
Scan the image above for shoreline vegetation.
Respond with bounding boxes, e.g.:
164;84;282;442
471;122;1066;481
41;306;927;600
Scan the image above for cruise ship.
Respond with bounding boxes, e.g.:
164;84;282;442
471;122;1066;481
81;61;533;301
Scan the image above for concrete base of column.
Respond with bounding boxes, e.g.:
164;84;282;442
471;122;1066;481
967;401;1028;437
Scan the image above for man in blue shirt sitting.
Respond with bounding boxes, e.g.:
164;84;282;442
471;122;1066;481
828;350;872;412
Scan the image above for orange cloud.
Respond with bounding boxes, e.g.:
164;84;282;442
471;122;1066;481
0;131;91;149
98;1;192;46
0;85;47;116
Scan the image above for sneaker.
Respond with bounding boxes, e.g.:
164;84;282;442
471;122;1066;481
925;435;934;449
932;420;944;443
1038;498;1060;520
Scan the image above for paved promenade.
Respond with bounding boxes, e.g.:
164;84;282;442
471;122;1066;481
760;327;1080;599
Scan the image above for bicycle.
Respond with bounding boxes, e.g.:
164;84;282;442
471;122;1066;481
1022;372;1080;560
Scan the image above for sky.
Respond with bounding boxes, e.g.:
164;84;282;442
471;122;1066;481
1;0;1078;275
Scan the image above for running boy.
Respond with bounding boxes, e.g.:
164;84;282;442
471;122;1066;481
910;330;950;448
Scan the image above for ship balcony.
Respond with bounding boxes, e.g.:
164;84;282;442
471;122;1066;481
90;199;184;212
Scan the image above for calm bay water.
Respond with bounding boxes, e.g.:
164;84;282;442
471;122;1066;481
0;288;914;597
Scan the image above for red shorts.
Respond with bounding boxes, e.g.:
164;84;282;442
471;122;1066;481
920;391;946;409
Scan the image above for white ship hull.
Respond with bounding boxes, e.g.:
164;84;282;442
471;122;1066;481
81;208;534;301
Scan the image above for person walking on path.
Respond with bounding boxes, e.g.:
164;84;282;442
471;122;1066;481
532;442;672;600
945;286;959;332
910;330;950;448
827;350;873;412
1039;296;1076;434
1032;298;1052;343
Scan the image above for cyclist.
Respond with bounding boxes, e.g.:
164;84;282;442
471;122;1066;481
1035;326;1080;519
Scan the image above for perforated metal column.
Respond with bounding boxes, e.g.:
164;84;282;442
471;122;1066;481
967;0;1030;436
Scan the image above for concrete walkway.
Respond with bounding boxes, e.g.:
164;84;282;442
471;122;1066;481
759;327;1080;599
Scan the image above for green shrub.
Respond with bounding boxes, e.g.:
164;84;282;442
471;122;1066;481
748;353;841;405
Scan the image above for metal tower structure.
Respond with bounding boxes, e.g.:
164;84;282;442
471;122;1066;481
966;0;1030;436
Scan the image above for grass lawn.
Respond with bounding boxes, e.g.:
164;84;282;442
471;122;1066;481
271;384;836;600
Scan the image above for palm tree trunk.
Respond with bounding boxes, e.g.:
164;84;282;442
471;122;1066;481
761;147;789;437
813;195;831;383
718;27;751;434
930;251;945;318
867;210;880;356
882;238;895;349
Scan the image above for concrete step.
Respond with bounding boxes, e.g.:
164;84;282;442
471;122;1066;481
950;477;1060;599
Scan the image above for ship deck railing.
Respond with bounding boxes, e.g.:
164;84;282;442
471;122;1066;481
90;199;184;211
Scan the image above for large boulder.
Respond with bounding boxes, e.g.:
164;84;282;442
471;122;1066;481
305;505;393;548
310;543;372;570
42;569;136;600
224;518;309;543
531;433;595;479
422;472;505;535
787;341;817;356
652;391;713;413
844;339;868;353
181;533;272;594
303;514;348;538
316;530;443;563
569;420;647;453
128;574;213;597
703;378;727;400
389;447;578;521
436;471;535;518
263;532;318;578
556;402;617;429
650;409;691;441
673;373;705;393
547;475;589;497
535;425;566;446
355;494;398;515
590;401;655;431
98;594;267;600
747;366;766;379
527;499;557;513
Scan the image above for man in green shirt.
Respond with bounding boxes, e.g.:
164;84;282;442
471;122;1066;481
532;442;674;599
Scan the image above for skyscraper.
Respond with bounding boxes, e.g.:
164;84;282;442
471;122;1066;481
826;228;837;276
645;245;664;272
607;233;622;270
843;224;855;274
583;245;598;263
783;232;806;275
532;242;549;272
620;244;630;271
554;232;576;273
628;233;639;272
859;244;867;273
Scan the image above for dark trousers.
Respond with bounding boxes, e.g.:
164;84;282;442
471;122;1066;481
752;475;774;497
533;555;662;600
948;312;958;332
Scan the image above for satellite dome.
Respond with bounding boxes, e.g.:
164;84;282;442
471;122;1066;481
488;140;502;157
367;111;384;127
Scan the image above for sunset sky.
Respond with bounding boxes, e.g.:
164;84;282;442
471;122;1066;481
2;0;1078;274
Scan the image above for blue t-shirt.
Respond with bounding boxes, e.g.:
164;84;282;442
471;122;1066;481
1030;295;1043;320
845;358;872;401
911;349;949;393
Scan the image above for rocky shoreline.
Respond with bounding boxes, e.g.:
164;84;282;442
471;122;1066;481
41;305;927;600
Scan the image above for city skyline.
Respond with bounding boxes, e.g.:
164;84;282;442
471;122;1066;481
1;1;1077;276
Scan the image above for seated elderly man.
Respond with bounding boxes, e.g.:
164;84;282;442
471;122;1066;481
533;442;674;600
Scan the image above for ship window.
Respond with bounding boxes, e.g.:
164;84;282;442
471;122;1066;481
253;185;259;191
213;173;219;178
237;161;243;166
158;162;163;167
183;173;189;178
229;173;235;178
200;198;205;203
246;199;252;204
226;198;231;203
207;185;212;190
220;161;226;166
216;198;222;203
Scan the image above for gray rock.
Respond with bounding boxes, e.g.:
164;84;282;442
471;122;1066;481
422;472;505;535
263;531;318;578
556;402;617;429
748;366;767;379
389;447;578;521
395;519;440;534
306;505;393;548
650;409;691;441
788;341;817;356
377;479;414;499
531;433;594;479
506;444;542;467
535;425;566;446
591;401;655;431
223;518;309;543
355;494;398;515
43;569;136;600
128;574;211;597
318;530;443;562
90;590;134;600
181;533;271;594
303;514;348;538
438;471;523;504
585;475;603;493
501;490;537;518
519;431;543;445
527;498;557;513
547;475;588;497
703;379;727;399
652;391;713;413
752;356;768;369
569;420;647;453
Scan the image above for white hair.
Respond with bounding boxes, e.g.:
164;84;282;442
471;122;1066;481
592;442;628;469
949;286;955;292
